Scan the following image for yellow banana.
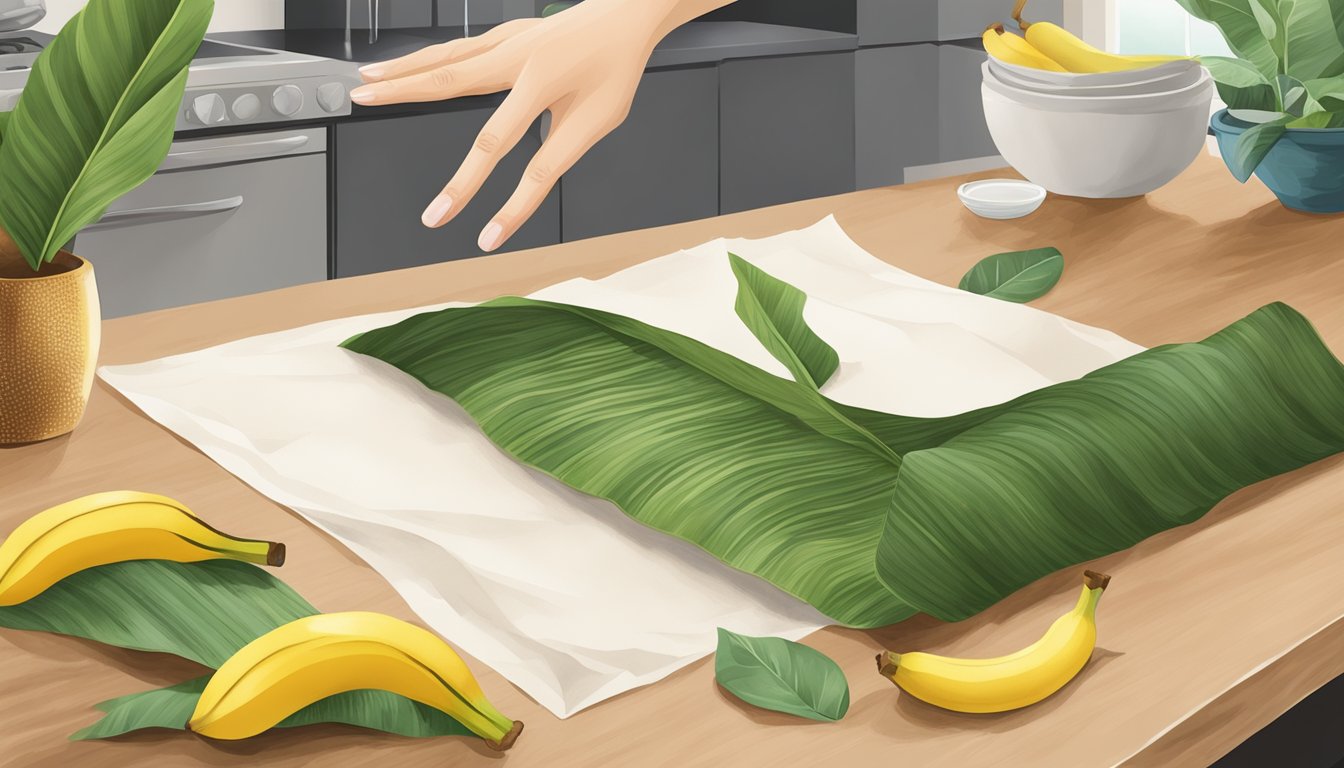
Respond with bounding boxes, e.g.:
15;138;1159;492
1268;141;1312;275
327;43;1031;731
877;571;1111;713
982;23;1067;72
188;611;523;750
1023;22;1186;73
0;490;285;606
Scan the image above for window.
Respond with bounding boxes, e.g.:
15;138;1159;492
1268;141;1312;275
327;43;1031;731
1114;0;1233;56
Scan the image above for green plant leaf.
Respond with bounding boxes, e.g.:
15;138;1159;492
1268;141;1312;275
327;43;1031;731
0;560;472;740
1305;77;1344;111
540;1;578;16
1171;0;1281;79
342;259;1344;625
1228;113;1294;181
957;247;1064;303
0;0;212;270
1201;56;1278;110
0;111;9;152
714;628;849;722
1288;110;1344;127
71;677;471;741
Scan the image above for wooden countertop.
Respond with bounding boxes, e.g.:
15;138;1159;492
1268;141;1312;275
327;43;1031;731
3;152;1343;767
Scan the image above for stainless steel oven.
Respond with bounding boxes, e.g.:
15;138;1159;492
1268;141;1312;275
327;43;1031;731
73;128;329;318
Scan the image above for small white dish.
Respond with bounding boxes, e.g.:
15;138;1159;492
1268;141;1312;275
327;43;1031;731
958;179;1047;219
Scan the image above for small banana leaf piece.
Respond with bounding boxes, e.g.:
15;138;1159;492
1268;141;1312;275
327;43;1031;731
714;628;849;722
0;560;468;740
343;256;1344;626
958;247;1064;303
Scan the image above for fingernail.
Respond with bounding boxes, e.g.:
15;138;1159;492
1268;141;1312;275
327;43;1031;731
358;64;384;80
422;195;453;227
350;85;379;104
479;222;504;252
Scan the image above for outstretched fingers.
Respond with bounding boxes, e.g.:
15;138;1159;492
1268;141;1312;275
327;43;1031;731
357;19;539;83
477;105;624;252
422;86;550;228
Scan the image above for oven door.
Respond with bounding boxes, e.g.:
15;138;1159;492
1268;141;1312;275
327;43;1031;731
75;128;329;319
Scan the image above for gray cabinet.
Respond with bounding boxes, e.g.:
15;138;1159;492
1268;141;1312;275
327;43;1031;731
937;40;997;164
856;44;939;189
720;51;856;214
857;0;1065;46
560;65;719;242
335;108;561;278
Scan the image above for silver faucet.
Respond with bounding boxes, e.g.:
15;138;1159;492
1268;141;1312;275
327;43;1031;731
369;0;380;45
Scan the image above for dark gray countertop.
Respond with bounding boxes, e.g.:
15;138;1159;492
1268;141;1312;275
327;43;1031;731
212;21;856;70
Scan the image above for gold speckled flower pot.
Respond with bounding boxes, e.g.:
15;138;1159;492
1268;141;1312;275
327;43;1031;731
0;252;102;445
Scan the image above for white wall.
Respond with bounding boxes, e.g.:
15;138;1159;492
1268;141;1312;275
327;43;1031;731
34;0;284;34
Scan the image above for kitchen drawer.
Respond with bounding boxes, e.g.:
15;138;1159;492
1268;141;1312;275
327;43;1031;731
335;109;560;277
856;44;939;189
560;66;718;241
74;151;328;319
720;51;856;214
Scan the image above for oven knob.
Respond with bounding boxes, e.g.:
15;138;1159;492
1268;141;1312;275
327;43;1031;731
317;82;347;113
188;93;228;125
232;93;262;121
272;84;305;117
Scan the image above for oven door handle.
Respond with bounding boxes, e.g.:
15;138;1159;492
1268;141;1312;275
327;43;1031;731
159;136;311;171
84;196;245;232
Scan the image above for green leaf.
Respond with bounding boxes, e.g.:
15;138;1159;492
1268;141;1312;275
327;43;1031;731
1201;56;1278;110
1276;0;1344;79
730;253;839;389
540;1;578;16
714;628;849;722
1228;113;1294;182
0;111;9;152
0;560;316;666
1171;0;1282;79
1287;110;1344;127
0;0;212;271
1305;77;1344;111
957;247;1064;303
0;560;472;740
71;677;472;741
342;259;1344;626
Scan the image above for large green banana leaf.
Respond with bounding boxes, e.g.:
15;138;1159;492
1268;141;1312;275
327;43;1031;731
0;0;211;271
0;560;468;740
343;256;1344;626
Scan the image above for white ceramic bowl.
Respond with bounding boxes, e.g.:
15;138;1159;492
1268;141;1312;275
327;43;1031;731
982;64;1214;112
988;56;1199;87
957;179;1047;219
987;59;1207;98
980;74;1214;198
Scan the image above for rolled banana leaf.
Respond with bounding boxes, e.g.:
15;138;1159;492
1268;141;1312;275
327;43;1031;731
0;560;467;740
342;255;1344;626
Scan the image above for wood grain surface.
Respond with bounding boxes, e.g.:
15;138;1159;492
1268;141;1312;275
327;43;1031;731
2;153;1342;767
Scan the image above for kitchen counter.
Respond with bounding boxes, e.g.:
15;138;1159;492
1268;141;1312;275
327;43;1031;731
213;20;858;70
3;153;1344;766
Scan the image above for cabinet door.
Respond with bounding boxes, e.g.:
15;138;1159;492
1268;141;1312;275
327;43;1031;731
857;0;1064;46
74;153;328;319
560;66;719;242
856;44;939;189
720;51;856;214
335;108;561;278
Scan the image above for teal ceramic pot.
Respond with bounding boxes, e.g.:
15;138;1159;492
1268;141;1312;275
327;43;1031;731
1210;109;1344;214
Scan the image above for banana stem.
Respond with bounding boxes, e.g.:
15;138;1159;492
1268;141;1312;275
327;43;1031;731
876;651;901;678
488;720;525;752
1012;0;1030;30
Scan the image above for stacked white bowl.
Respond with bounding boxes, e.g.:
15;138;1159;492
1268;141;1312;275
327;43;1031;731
981;58;1214;198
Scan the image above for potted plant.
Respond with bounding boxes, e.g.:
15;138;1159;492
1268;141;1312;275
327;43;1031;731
1176;0;1344;213
0;0;211;445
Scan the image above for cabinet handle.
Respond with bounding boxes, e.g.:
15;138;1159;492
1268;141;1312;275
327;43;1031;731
83;196;245;232
159;136;311;171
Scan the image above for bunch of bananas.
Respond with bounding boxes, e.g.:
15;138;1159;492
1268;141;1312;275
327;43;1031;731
877;571;1111;713
983;21;1184;74
1;491;521;750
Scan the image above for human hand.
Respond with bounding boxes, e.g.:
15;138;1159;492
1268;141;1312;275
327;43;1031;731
351;0;733;252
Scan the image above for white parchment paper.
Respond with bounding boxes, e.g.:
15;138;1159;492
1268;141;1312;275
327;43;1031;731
99;217;1144;718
